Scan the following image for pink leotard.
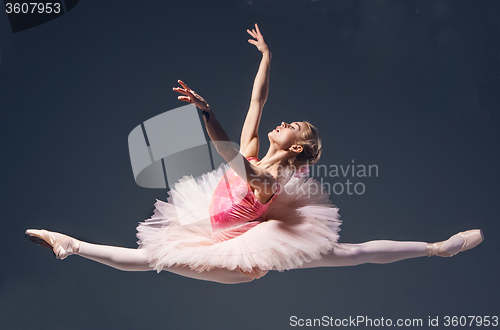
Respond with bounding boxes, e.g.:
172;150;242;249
209;157;280;242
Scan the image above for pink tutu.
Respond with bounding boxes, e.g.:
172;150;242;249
136;162;342;275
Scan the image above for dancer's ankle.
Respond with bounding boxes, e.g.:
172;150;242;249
73;239;81;254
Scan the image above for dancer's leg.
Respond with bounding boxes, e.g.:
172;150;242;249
300;229;476;268
298;240;428;268
299;229;484;268
78;242;253;284
77;242;152;271
26;229;254;284
297;232;469;269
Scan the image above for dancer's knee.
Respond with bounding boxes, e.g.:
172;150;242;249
314;244;367;267
349;246;367;264
338;244;365;260
331;244;366;266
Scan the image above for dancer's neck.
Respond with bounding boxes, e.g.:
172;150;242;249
256;146;291;178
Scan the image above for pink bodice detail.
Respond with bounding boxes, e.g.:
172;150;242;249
209;157;280;242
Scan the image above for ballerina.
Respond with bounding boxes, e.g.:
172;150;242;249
25;23;484;284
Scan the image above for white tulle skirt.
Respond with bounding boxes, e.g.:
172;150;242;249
136;163;342;275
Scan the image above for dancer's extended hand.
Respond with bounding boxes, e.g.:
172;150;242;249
173;80;210;111
247;23;270;55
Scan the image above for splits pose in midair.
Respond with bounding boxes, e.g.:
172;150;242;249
26;24;484;284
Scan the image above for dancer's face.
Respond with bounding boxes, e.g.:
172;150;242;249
268;121;305;154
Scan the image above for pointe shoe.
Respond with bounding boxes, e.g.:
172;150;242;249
25;229;81;260
427;229;484;257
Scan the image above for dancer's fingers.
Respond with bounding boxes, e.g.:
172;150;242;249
172;86;187;93
177;79;191;91
178;95;192;103
172;87;190;96
255;23;262;36
247;29;256;38
174;86;199;99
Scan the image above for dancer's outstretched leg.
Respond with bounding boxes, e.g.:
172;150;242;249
78;242;253;284
298;229;483;269
77;242;151;271
298;240;428;268
26;229;253;284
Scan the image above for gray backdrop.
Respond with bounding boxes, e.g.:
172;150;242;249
1;1;499;329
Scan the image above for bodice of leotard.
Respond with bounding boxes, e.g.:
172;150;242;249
208;157;280;242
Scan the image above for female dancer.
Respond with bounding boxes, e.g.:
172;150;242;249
25;23;483;284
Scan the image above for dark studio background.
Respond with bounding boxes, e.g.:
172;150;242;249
1;0;499;329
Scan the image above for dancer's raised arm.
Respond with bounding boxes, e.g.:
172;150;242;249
240;23;272;159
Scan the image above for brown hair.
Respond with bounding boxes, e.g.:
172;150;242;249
287;120;322;169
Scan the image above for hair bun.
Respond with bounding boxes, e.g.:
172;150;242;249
287;120;322;169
